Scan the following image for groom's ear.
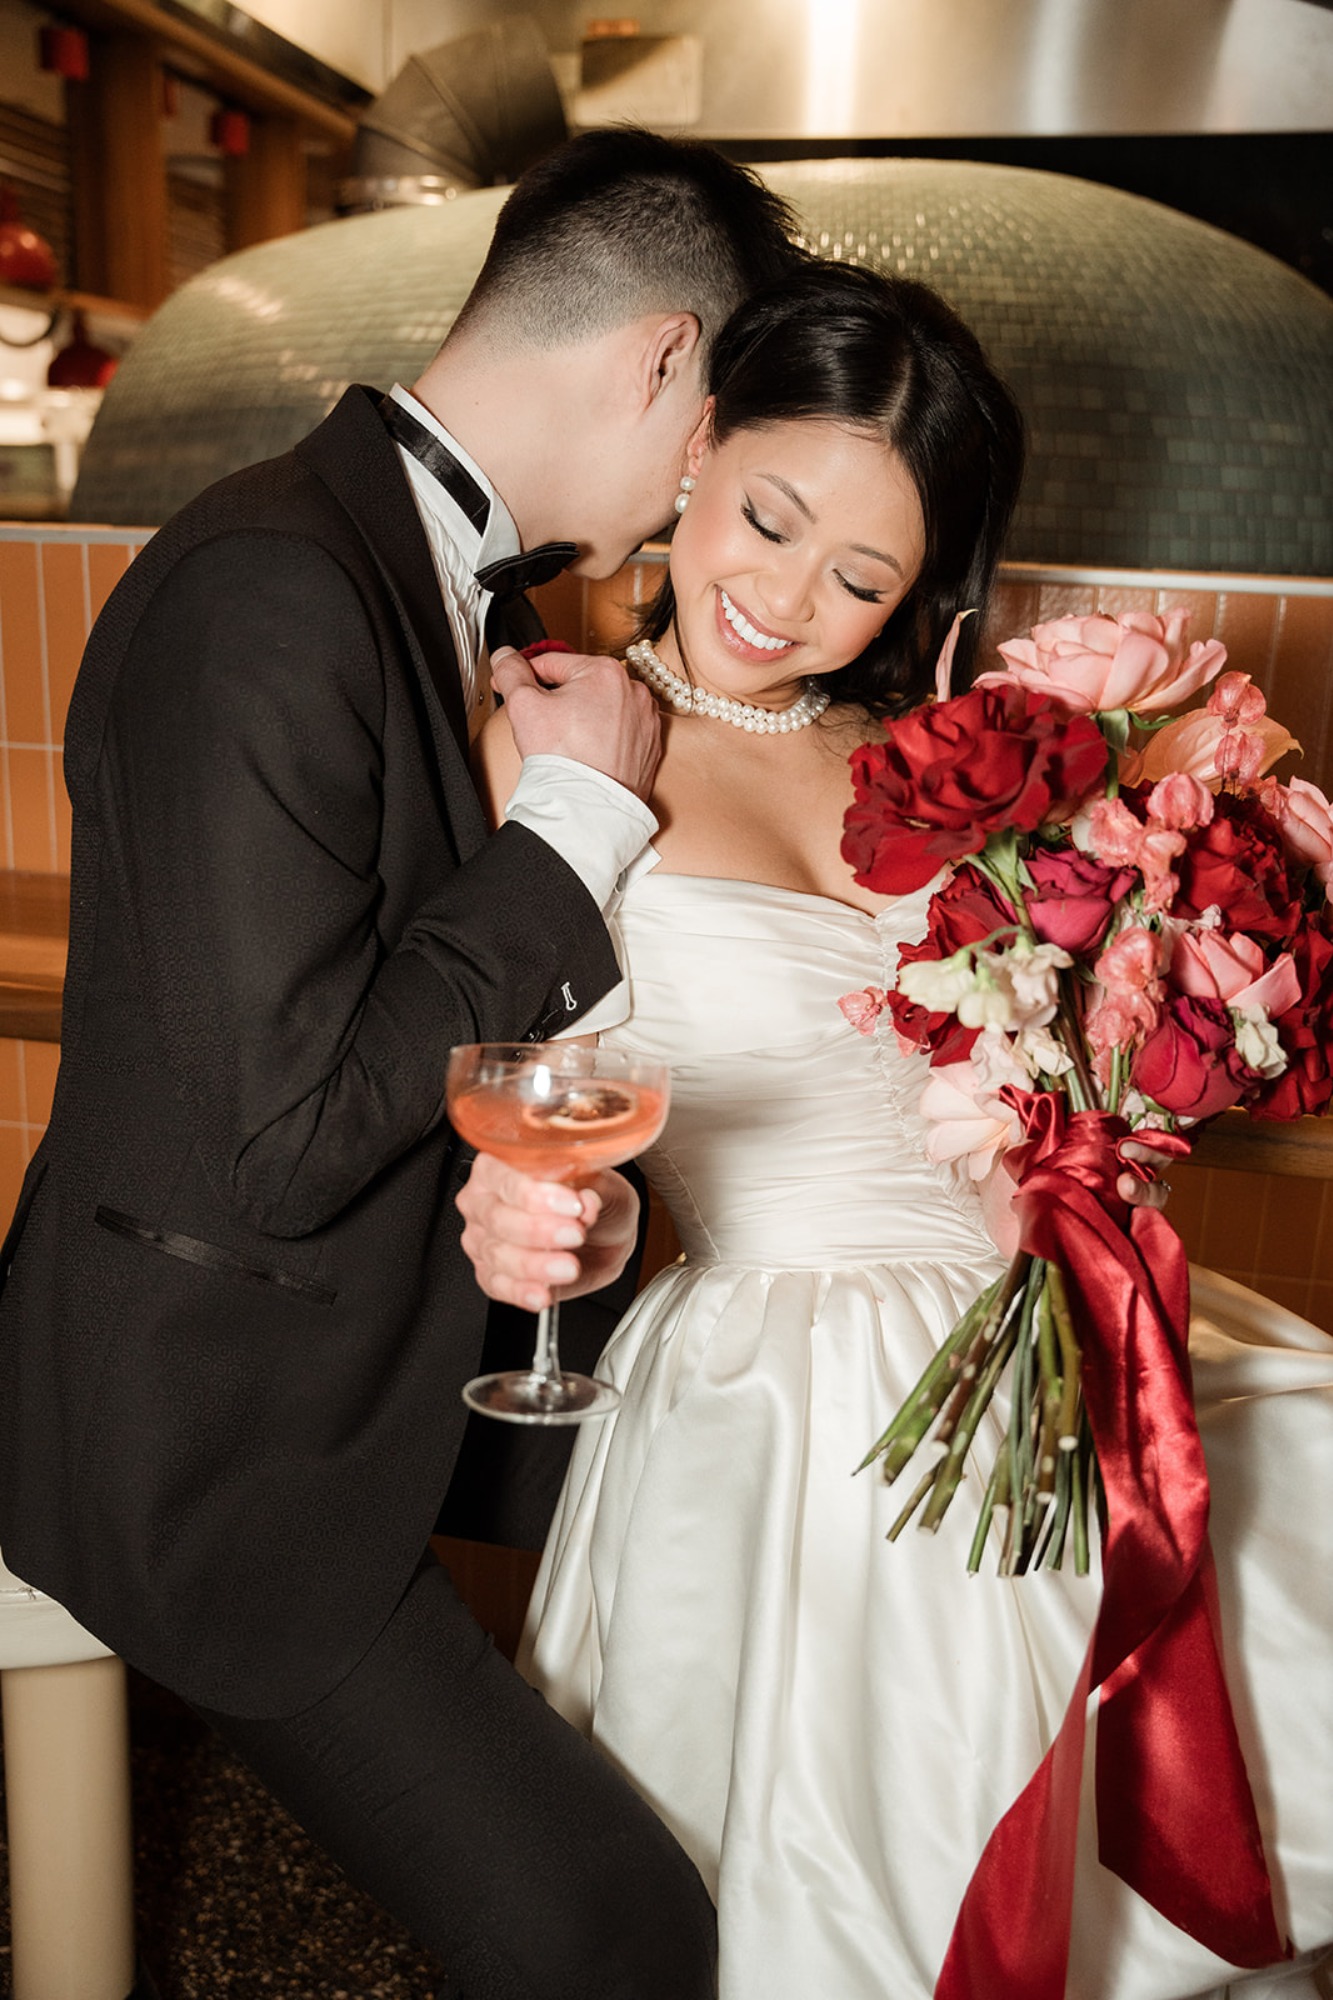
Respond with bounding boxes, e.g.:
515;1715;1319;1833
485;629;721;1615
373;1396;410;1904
644;312;702;405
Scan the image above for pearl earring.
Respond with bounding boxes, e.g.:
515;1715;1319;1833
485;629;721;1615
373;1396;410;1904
674;474;696;516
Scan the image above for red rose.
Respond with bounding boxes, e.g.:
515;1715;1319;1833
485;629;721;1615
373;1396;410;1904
842;685;1109;895
1249;921;1333;1120
1131;994;1253;1121
888;866;1014;1063
1172;793;1301;943
1023;849;1136;954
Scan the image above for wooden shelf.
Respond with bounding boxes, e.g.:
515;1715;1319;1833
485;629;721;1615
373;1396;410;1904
0;873;67;1044
55;0;360;145
1190;1106;1333;1179
0;283;150;331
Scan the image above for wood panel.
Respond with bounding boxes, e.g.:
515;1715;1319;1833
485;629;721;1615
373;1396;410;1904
65;32;168;309
225;114;308;253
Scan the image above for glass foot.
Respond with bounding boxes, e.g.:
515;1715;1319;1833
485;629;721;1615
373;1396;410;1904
460;1369;622;1426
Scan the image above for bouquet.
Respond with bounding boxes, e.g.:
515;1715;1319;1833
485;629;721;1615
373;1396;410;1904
839;610;1315;1993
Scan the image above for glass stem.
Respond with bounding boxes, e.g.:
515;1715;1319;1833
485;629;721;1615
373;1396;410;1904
533;1302;563;1386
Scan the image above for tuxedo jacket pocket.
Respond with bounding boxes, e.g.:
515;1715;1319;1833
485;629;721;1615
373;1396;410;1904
93;1207;338;1306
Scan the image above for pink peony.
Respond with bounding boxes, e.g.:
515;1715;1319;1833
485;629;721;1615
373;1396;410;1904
982;609;1227;717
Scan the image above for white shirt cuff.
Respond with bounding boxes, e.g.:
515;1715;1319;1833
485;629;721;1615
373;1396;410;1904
504;755;657;914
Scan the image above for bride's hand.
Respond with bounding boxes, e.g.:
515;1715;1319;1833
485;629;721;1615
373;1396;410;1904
456;1153;641;1311
981;1139;1172;1259
1117;1137;1174;1210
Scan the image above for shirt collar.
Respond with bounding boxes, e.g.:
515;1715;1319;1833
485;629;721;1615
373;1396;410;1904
387;383;520;578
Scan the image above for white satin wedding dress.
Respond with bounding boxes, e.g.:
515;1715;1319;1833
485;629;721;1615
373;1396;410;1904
520;864;1333;2000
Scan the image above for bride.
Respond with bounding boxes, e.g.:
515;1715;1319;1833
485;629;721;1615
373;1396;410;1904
463;262;1333;1999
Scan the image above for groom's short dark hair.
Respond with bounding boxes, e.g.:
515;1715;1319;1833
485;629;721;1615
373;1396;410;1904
451;128;803;358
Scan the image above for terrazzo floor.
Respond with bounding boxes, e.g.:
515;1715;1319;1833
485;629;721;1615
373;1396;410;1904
0;1668;443;1999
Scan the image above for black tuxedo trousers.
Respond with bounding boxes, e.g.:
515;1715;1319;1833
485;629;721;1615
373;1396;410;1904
0;387;715;1994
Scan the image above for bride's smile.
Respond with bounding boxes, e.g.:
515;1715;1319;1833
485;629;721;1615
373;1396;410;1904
662;416;927;709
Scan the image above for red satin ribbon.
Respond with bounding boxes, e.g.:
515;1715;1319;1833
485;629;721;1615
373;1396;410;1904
934;1092;1287;2000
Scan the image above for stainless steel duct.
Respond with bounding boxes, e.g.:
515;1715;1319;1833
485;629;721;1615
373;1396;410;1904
386;0;1333;139
342;14;567;212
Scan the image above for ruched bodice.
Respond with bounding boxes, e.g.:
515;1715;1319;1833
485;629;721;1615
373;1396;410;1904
600;870;994;1268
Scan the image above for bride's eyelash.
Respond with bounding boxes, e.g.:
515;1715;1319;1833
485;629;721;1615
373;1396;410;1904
743;497;885;605
742;500;784;543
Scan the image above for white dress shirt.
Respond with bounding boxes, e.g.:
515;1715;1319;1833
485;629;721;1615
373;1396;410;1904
387;385;654;1014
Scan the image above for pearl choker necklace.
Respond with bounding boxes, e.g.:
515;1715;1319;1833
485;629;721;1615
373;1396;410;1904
626;640;830;735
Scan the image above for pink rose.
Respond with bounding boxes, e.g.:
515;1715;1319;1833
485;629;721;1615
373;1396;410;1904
1263;776;1333;896
1023;849;1135;954
1170;929;1302;1016
982;609;1227;717
919;1061;1021;1179
1132;995;1254;1121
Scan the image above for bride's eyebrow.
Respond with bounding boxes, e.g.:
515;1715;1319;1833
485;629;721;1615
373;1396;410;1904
754;472;904;578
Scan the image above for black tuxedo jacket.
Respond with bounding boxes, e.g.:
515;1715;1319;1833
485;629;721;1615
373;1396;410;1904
0;386;632;1717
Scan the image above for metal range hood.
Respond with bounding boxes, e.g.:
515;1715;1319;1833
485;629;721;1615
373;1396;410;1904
343;14;568;210
380;0;1332;139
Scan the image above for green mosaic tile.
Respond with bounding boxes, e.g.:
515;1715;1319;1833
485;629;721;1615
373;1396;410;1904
74;160;1333;574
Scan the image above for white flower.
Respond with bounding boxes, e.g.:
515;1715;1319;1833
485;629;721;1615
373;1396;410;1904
1014;1023;1075;1079
988;938;1073;1030
968;1027;1032;1093
1230;1006;1288;1080
957;971;1019;1031
1069;805;1098;856
897;951;977;1016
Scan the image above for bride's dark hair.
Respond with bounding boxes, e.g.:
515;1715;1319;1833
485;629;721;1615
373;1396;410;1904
639;260;1025;716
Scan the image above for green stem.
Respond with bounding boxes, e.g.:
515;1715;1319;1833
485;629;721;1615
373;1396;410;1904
856;1278;1001;1477
918;1291;1024;1534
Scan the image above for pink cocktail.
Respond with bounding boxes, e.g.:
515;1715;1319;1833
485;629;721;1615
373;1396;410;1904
447;1043;671;1424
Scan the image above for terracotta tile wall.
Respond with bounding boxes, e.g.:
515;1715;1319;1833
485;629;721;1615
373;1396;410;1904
3;531;1333;1328
0;527;153;875
0;525;153;1222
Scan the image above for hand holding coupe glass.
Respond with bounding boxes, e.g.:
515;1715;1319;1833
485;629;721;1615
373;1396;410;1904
448;1042;669;1423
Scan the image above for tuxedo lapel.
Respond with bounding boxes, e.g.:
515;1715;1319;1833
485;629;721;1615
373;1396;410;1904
295;389;482;842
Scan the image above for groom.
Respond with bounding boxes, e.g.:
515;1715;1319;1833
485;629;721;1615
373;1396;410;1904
0;129;798;1997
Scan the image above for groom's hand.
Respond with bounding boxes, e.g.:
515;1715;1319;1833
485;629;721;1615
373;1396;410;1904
491;646;661;801
456;1152;641;1311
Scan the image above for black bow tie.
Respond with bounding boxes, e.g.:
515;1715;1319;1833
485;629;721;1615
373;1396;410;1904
474;543;578;600
380;394;576;601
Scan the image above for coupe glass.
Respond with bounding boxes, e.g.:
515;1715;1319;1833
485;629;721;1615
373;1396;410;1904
447;1042;670;1424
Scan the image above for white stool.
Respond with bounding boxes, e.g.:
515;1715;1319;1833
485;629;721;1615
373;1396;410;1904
0;1550;136;2000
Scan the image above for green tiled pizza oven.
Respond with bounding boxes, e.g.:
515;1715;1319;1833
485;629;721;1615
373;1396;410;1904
74;159;1333;576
